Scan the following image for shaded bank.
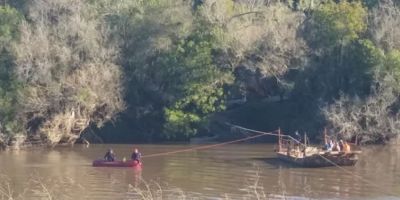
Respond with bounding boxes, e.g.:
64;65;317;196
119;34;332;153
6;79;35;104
94;98;324;144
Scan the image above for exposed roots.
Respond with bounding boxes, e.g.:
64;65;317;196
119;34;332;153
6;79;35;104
40;109;89;145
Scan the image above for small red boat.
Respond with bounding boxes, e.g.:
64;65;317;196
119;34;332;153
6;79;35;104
92;160;142;168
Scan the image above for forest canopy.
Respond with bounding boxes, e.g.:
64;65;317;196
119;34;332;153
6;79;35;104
1;0;400;147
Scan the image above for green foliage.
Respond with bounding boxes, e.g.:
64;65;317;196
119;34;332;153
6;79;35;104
0;59;20;136
310;0;367;49
299;0;377;103
362;0;379;8
0;83;17;122
0;6;22;136
294;39;383;102
0;5;22;45
2;0;27;10
292;0;317;10
384;50;400;75
161;29;233;139
354;39;384;68
0;48;13;83
342;39;384;95
382;50;400;92
164;109;201;138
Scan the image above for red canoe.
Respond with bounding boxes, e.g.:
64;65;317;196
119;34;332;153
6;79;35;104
92;160;142;168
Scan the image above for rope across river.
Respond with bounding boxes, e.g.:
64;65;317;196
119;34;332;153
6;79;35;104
142;124;275;158
142;123;296;158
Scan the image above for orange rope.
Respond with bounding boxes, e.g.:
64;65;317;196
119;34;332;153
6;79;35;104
142;124;294;159
142;129;274;158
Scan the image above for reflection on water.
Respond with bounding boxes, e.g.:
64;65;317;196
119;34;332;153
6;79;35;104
0;144;400;199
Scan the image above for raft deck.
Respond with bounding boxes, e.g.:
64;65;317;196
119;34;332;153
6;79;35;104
276;150;361;167
275;129;362;167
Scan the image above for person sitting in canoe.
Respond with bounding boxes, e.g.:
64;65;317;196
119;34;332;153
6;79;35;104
131;148;142;163
104;148;116;162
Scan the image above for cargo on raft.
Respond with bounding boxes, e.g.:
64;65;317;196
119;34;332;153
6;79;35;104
276;130;362;168
92;160;142;168
276;150;360;167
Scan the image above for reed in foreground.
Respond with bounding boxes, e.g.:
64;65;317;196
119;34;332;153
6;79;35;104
0;172;293;200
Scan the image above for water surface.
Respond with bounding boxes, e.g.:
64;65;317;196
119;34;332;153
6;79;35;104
0;144;399;199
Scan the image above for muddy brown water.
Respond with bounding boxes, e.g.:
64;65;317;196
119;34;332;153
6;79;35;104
0;144;400;199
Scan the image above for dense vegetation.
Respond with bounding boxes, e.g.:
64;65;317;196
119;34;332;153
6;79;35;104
1;0;400;147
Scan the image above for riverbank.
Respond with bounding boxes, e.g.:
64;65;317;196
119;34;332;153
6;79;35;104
94;98;393;145
1;97;398;149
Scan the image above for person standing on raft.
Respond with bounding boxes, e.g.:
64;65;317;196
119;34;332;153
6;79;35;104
104;148;116;161
131;148;142;163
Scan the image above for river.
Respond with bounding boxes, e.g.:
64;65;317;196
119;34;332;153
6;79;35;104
0;144;399;200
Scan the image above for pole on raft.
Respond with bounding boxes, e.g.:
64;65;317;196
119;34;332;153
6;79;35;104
304;132;307;157
278;128;281;152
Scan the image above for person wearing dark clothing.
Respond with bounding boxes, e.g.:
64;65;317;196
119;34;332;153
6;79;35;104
104;148;116;162
131;148;142;162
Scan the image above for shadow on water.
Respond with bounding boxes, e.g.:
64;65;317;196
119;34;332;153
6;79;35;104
251;157;302;169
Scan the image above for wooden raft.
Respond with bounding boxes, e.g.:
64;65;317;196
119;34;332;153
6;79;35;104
276;130;362;167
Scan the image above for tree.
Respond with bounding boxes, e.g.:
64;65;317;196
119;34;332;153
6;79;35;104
0;6;23;138
162;30;233;139
381;50;400;92
13;0;125;145
368;0;400;51
198;1;308;99
100;0;196;140
0;5;22;45
322;46;400;143
323;79;400;143
307;0;367;52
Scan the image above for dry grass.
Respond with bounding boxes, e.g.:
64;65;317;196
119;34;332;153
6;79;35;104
0;174;14;200
0;173;85;200
0;171;293;200
126;179;188;200
126;169;293;200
